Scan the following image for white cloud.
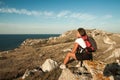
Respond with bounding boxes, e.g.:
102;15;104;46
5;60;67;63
70;13;96;20
0;8;96;20
0;7;113;21
0;8;55;17
56;11;96;20
43;11;54;16
57;10;71;18
0;8;42;16
103;15;112;19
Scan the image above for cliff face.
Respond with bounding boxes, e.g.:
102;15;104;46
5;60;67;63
0;29;120;80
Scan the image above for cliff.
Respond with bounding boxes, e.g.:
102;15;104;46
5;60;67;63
0;29;120;80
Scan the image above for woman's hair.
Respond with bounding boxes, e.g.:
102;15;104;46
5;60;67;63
77;28;86;36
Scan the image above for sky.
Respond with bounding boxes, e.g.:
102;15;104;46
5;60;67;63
0;0;120;34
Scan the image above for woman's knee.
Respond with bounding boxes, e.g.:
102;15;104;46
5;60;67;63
67;52;74;57
66;52;76;60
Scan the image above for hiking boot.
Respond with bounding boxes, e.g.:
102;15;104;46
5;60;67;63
60;64;66;69
75;62;81;67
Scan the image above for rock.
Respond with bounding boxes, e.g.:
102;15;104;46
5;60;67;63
22;69;30;79
105;48;120;61
0;29;120;80
41;59;58;72
59;30;76;38
103;63;120;80
83;60;111;80
58;68;77;80
62;48;72;52
47;37;58;43
112;48;120;58
103;45;114;54
48;37;57;41
103;35;116;45
59;68;92;80
112;34;120;37
21;39;48;46
90;29;103;37
22;67;43;80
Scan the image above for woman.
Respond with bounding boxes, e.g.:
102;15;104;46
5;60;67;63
60;28;92;69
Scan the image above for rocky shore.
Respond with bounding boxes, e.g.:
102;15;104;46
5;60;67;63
0;29;120;80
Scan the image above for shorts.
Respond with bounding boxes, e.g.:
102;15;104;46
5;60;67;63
75;52;93;61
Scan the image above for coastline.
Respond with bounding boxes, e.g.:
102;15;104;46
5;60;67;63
0;34;60;51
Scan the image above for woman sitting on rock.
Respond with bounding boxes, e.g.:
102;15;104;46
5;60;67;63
60;28;93;69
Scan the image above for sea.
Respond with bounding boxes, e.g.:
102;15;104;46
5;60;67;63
0;34;60;51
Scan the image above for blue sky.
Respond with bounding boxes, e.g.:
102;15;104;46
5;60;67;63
0;0;120;34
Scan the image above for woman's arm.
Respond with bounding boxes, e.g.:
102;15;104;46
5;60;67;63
71;43;79;53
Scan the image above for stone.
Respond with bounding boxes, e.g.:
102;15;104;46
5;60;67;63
83;60;111;80
59;67;92;80
62;48;72;52
41;59;58;72
103;63;120;80
103;35;116;45
58;68;77;80
103;45;114;54
22;69;30;79
0;29;120;80
105;48;120;61
21;67;43;80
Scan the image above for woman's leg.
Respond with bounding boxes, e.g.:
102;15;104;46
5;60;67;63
64;52;77;65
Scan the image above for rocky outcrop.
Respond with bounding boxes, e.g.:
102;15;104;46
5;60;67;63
58;68;77;80
41;59;58;72
83;60;110;80
21;59;58;79
103;62;120;80
58;67;92;80
105;48;120;61
0;29;120;80
103;35;116;45
20;30;76;47
21;39;48;46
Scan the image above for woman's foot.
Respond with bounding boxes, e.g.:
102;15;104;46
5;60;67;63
75;62;81;67
60;64;66;69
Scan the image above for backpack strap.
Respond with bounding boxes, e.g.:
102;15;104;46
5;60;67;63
82;35;95;52
82;35;92;47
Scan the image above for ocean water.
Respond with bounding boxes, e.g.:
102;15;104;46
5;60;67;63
0;34;60;51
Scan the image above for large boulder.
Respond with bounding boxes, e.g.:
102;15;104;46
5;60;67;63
41;59;58;72
103;35;116;45
83;60;113;80
58;68;92;80
103;62;120;80
105;48;120;61
58;68;77;80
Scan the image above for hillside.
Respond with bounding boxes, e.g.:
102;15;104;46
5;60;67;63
0;29;120;80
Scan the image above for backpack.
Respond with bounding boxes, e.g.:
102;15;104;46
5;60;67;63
82;36;97;52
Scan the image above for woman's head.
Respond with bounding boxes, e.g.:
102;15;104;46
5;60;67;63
77;28;86;37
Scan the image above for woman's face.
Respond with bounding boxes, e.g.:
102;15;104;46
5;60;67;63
76;31;81;38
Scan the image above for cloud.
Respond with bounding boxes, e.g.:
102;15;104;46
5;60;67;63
0;8;42;16
103;15;112;19
43;11;54;16
57;10;71;18
0;8;54;16
0;8;96;20
70;13;96;20
56;11;96;20
1;7;113;21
